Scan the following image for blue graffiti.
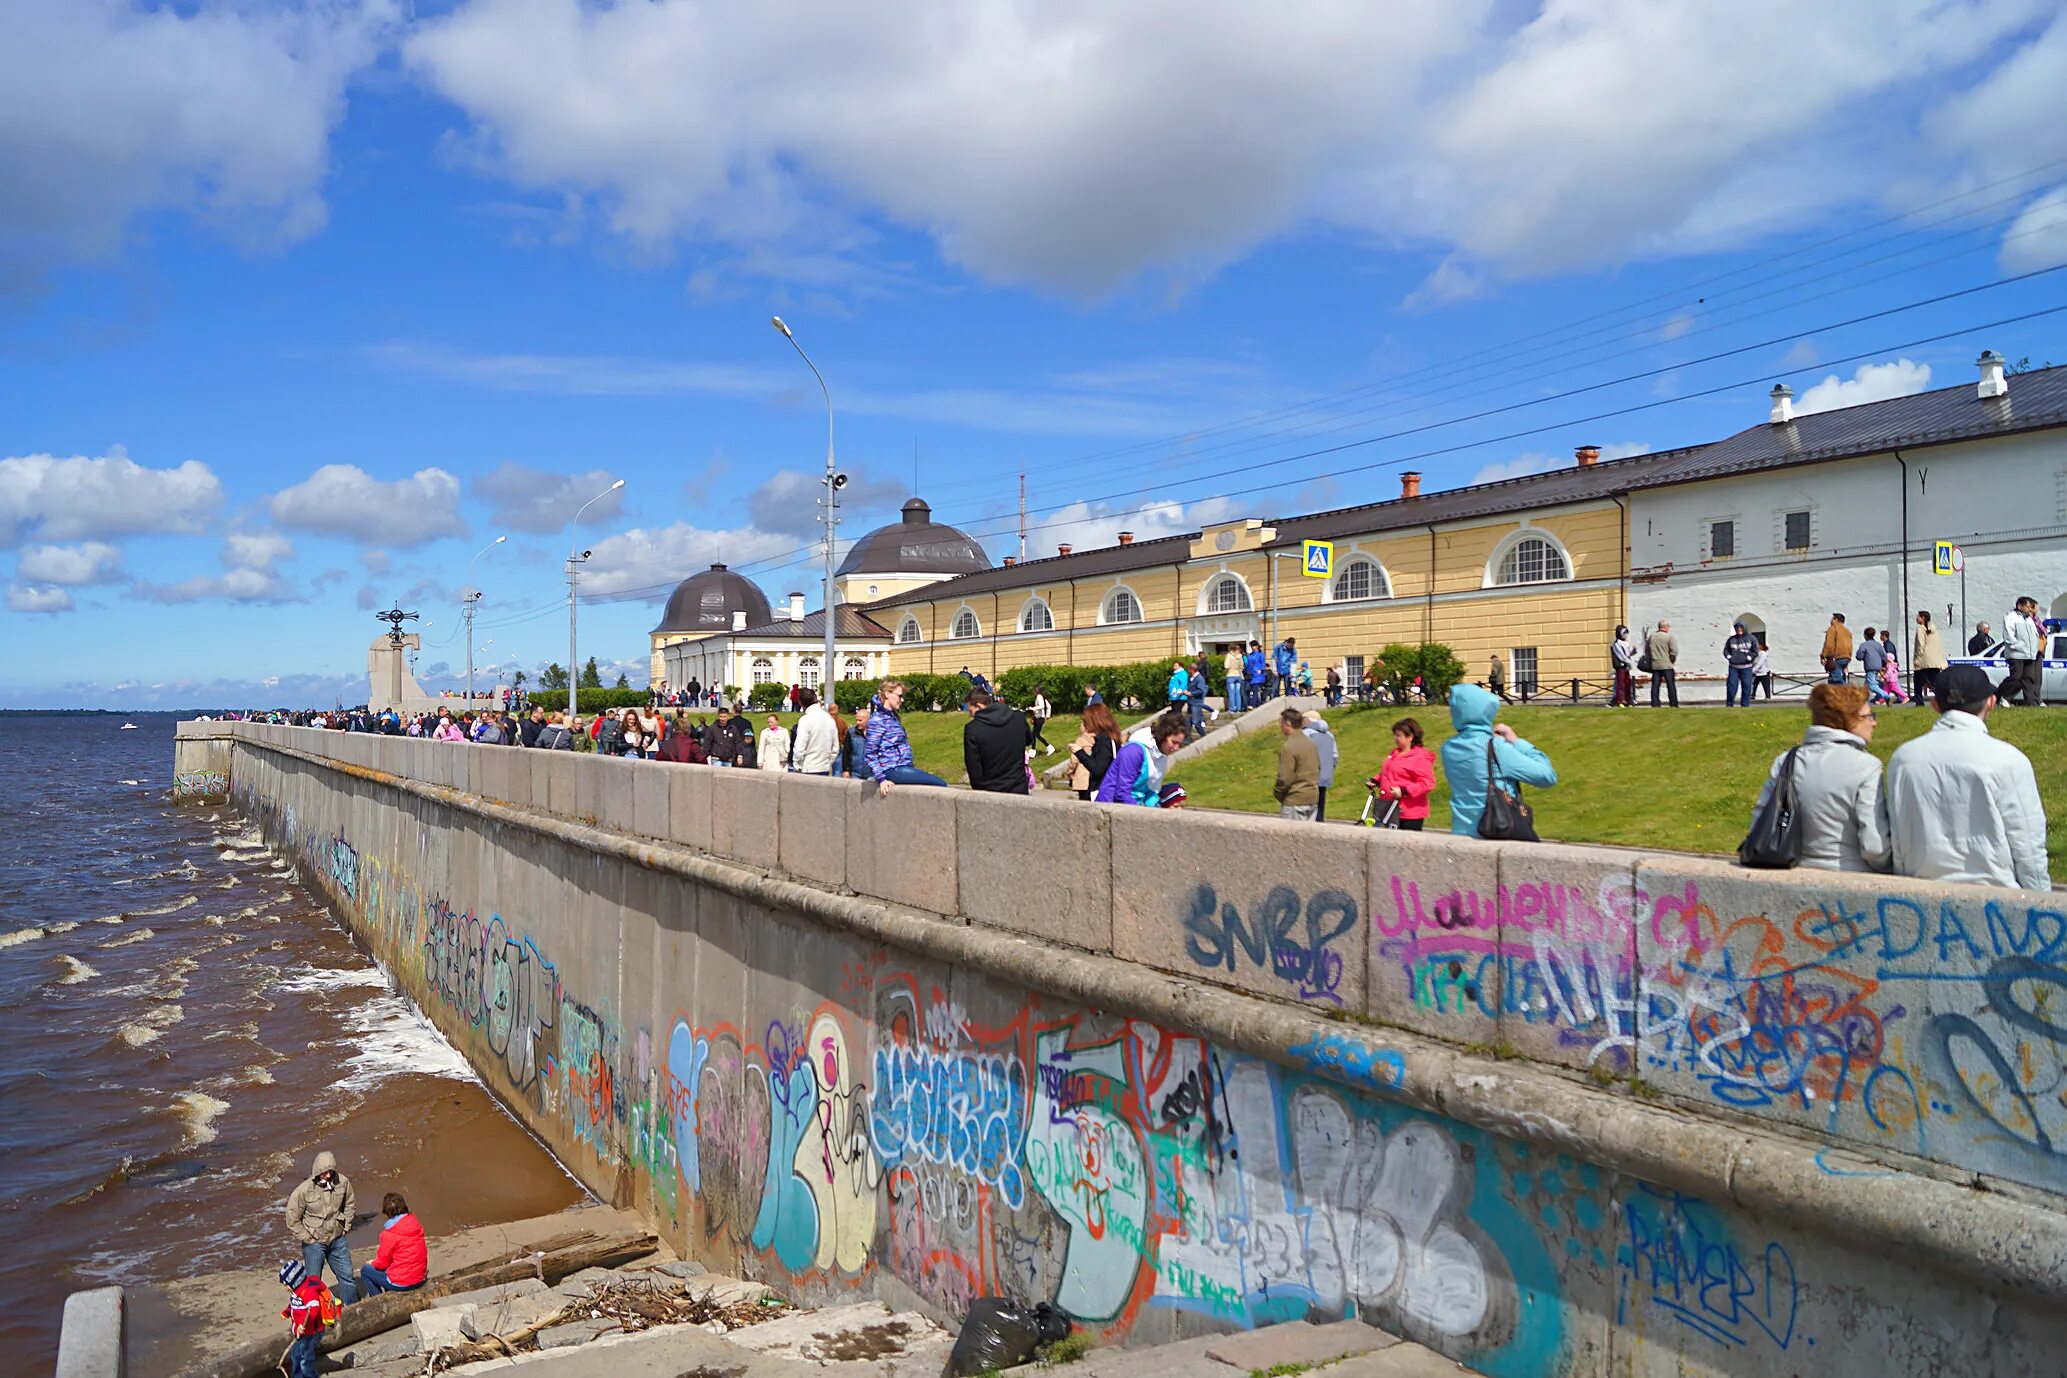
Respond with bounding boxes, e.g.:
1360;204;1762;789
1617;1184;1801;1352
1289;1031;1405;1093
869;1042;1029;1207
752;1022;821;1272
1183;884;1358;1004
667;1022;710;1193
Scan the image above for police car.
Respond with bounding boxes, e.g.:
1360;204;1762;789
1946;617;2067;703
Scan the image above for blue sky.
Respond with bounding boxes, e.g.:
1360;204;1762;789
4;0;2067;708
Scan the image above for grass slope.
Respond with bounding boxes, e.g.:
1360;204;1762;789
1170;702;2066;881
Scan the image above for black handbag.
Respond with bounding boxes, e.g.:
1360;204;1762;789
1476;738;1538;842
1739;747;1805;868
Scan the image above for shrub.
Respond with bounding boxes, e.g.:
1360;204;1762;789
1371;642;1466;704
746;681;790;712
833;678;882;714
528;687;649;713
997;657;1225;715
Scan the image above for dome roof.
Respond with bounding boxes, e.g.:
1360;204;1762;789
652;563;773;636
837;498;991;579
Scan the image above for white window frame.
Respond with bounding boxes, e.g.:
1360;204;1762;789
842;656;869;680
1326;555;1390;603
798;655;821;689
1484;529;1574;588
897;615;923;644
1100;585;1144;626
751;656;775;685
949;606;982;640
1197;572;1254;615
1018;596;1055;634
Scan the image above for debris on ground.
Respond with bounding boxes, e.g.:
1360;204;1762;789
416;1271;791;1372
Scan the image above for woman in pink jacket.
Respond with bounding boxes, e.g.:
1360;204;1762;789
1371;717;1436;831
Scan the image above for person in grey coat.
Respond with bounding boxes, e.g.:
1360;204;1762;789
1751;682;1891;873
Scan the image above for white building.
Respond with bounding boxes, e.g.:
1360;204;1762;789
1625;352;2067;690
660;595;893;698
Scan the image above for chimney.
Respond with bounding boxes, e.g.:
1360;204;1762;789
1003;556;1017;567
732;611;747;631
1057;543;1073;557
1400;471;1422;499
1575;444;1601;468
787;592;805;622
1118;531;1134;546
1769;383;1794;425
1978;349;2008;400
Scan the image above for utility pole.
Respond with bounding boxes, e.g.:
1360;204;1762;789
1018;470;1027;565
463;536;506;709
566;478;625;723
773;317;840;696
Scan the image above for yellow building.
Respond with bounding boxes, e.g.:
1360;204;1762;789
868;454;1651;695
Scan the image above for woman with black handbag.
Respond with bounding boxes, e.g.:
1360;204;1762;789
1438;684;1556;839
1744;682;1891;872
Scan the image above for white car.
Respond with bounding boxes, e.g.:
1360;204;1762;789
1946;619;2067;703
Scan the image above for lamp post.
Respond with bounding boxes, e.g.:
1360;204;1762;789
772;316;840;697
567;479;627;722
463;535;507;709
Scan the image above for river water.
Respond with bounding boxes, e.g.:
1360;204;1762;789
0;712;584;1368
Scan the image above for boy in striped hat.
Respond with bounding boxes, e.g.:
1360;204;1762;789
279;1257;333;1378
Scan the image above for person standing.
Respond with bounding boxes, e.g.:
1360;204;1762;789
1610;626;1638;707
791;689;839;774
286;1151;358;1304
866;681;946;793
1645;621;1680;708
1488;653;1511;704
1856;628;1890;705
1223;645;1246;713
357;1193;428;1296
1167;660;1190;709
1723;622;1760;707
278;1260;330;1378
1069;701;1123;800
757;714;791;771
1821;612;1854;685
1273;707;1321;821
2003;596;2044;707
1274;637;1298;699
1968;621;1994;655
1187;657;1209;736
963;688;1033;793
1886;665;2050;890
1912;611;1947;705
1325;663;1343;708
1371;717;1436;830
844;705;875;781
1440;684;1557;836
1030;686;1055;753
1245;640;1269;705
1304;711;1339;820
1750;683;1892;873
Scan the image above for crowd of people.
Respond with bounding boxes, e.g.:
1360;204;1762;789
279;1151;426;1376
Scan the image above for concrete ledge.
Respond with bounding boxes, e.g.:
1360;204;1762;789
55;1285;123;1378
631;760;671;840
1495;841;1641;1071
959;789;1112;952
1366;828;1501;1044
709;768;780;871
667;765;714;854
777;772;847;889
845;781;958;916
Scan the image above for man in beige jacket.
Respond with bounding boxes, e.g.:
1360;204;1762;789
1274;707;1320;821
286;1149;358;1302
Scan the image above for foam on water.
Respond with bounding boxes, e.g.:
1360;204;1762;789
117;1004;184;1048
274;964;388;995
50;955;100;986
174;1091;229;1147
1;922;79;949
98;928;155;949
337;995;478;1092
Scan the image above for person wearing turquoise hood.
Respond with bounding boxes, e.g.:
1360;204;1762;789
1439;683;1557;836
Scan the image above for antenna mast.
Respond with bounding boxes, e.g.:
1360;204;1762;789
1018;470;1027;564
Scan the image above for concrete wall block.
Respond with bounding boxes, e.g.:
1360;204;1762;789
630;760;671;839
668;765;714;853
470;745;515;804
526;752;553;813
1112;806;1367;1010
776;772;847;888
544;751;585;820
1365;828;1502;1044
592;755;639;834
1495;841;1642;1071
962;791;1113;952
1633;855;2067;1196
444;740;470;795
709;768;781;871
845;782;958;916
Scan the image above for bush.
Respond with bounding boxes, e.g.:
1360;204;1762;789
1371;642;1466;704
529;687;650;714
996;657;1224;715
747;681;790;713
834;678;882;714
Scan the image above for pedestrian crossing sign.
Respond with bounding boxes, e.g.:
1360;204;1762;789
1932;540;1962;575
1302;540;1333;578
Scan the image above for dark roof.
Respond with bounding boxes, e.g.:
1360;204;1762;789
728;607;892;640
837;497;992;577
653;563;773;635
868;362;2067;606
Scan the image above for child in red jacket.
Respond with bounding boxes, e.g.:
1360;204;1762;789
279;1258;333;1378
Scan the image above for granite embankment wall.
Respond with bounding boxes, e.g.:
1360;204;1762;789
176;720;2067;1378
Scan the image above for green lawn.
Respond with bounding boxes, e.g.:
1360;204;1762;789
1171;701;2067;881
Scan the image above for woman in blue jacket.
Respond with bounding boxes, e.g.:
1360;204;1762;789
1438;684;1556;836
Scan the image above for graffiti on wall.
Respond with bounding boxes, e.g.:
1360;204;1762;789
172;769;228;801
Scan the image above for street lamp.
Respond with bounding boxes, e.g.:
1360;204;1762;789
567;478;626;722
463;535;507;708
772;316;840;697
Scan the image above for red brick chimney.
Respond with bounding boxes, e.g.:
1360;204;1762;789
1118;531;1134;545
1400;471;1422;499
1003;556;1016;567
1575;445;1600;467
1057;543;1073;556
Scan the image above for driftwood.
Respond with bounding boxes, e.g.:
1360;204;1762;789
171;1229;659;1378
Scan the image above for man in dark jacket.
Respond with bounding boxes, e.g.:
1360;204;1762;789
1722;622;1760;707
519;708;546;748
706;708;746;766
963;689;1032;793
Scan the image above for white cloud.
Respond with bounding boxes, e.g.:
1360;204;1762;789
0;0;394;292
1796;359;1932;415
1468;453;1562;486
1660;313;1695;342
223;528;295;570
134;524;299;603
747;469;904;540
1780;339;1819;369
268;464;466;546
0;446;223;546
5;582;73;614
16;541;124;585
577;522;793;601
1022;496;1240;562
472;462;626;534
1999;186;2067;274
403;0;2053;297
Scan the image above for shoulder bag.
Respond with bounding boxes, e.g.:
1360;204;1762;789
1739;747;1804;868
1475;738;1538;842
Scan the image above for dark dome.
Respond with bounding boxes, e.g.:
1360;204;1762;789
837;497;991;578
652;563;773;635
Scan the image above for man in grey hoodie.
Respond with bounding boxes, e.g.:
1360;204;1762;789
1303;712;1339;822
285;1150;358;1303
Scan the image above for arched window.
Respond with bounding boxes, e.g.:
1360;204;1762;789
798;656;821;689
897;616;922;644
751;657;775;685
1330;557;1388;602
950;608;981;640
1101;587;1143;625
1202;574;1252;614
843;656;868;679
1019;598;1054;633
1491;534;1571;587
1736;613;1768;649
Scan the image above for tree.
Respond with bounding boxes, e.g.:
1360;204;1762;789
614;671;630;690
539;662;569;691
1372;642;1466;704
512;668;527;691
580;657;603;689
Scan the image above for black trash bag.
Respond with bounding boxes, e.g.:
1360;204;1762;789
947;1299;1073;1376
